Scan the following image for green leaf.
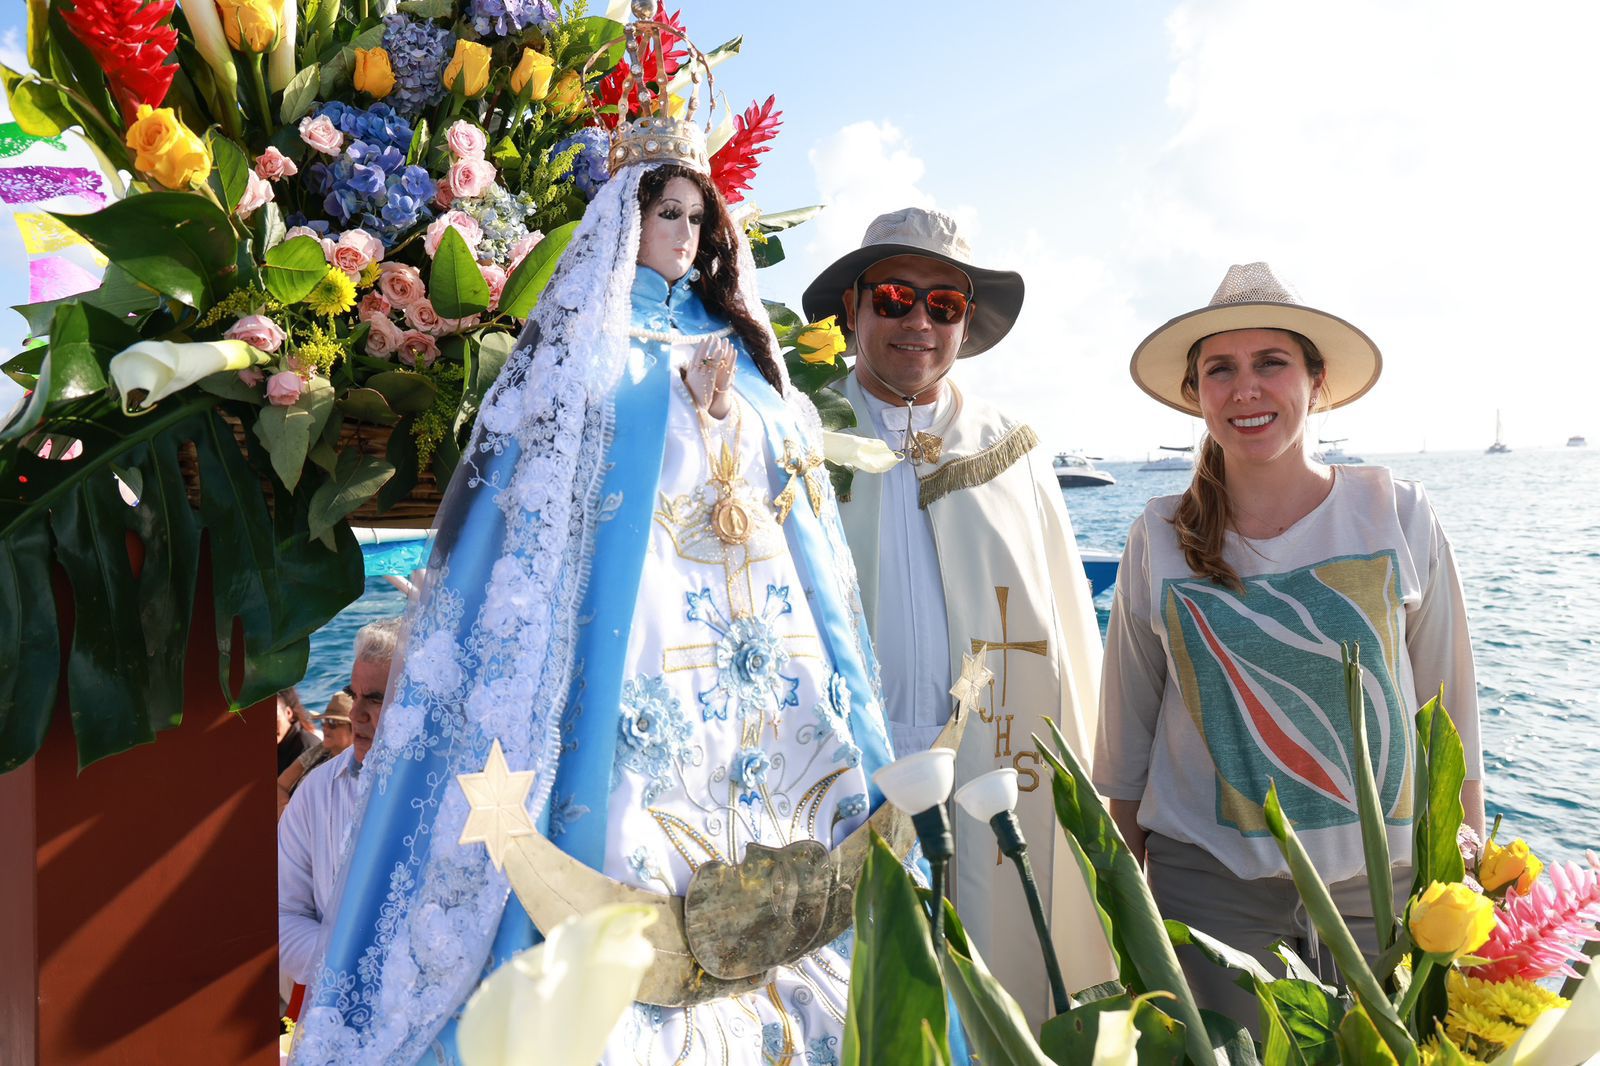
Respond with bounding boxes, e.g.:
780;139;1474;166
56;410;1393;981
54;192;238;309
1256;979;1343;1066
489;136;522;173
1034;722;1213;1066
1343;645;1396;954
937;897;1056;1065
42;301;137;407
763;299;804;332
254;200;288;254
496;220;578;319
307;448;394;544
810;384;857;433
842;833;950;1065
407;117;430;167
211;134;253;214
1411;690;1466;893
279;63;321;123
396;0;452;15
1263;782;1416;1062
365;369;437;415
1038;995;1188;1066
1164;920;1278;987
339;386;400;426
1334;1003;1401;1065
25;0;50;73
428;226;490;318
1202;1010;1262;1065
0;514;60;772
751;233;785;269
318;23;386;96
14;265;161;341
251;377;335;492
788;353;850;397
0;66;75;137
757;204;825;234
375;412;419;513
263;235;331;305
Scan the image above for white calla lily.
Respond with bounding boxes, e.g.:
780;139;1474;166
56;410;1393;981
457;903;657;1066
181;0;237;88
823;430;900;473
267;0;298;92
1492;960;1600;1065
1091;1006;1141;1066
109;339;263;414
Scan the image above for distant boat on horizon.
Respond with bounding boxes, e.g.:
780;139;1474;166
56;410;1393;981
1314;438;1365;465
1139;444;1195;472
1568;435;1587;448
1487;410;1511;455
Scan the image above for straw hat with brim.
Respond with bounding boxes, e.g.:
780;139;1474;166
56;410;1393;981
1130;262;1382;416
801;207;1024;358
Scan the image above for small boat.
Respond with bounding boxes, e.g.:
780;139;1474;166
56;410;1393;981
1054;452;1116;488
1487;410;1511;454
1568;435;1587;447
1313;438;1365;464
1139;445;1195;472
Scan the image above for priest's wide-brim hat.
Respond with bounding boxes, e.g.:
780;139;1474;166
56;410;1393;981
1130;262;1382;415
801;207;1024;358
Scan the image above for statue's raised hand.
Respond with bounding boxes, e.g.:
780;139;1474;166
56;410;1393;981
684;335;735;420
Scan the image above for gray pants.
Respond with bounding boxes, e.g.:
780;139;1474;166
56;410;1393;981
1145;834;1410;1035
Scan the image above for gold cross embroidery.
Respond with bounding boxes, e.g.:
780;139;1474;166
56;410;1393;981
772;439;826;524
969;586;1048;707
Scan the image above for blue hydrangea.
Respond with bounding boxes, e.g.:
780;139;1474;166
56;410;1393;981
315;101;414;155
304;141;434;246
552;127;611;200
454;183;540;264
469;0;556;36
381;15;452;117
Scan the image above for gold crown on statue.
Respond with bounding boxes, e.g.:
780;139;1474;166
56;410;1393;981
582;0;717;175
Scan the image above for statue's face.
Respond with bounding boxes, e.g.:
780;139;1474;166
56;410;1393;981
637;176;705;284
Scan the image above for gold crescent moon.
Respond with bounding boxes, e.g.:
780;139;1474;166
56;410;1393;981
483;704;968;1006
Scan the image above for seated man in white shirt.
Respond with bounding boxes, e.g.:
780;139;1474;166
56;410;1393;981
278;617;401;996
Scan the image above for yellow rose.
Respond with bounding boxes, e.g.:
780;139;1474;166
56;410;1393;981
794;316;847;365
125;106;212;189
1409;881;1497;959
510;48;555;100
353;47;396;99
442;39;492;98
1482;839;1545;895
216;0;279;53
546;70;582;115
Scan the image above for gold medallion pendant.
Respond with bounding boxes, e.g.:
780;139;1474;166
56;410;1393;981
711;494;753;545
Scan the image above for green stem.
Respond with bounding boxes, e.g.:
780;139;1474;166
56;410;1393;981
1396;955;1438;1033
247;52;276;136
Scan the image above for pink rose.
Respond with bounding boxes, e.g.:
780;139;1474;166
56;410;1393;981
254;146;299;181
435;313;480;336
266;371;304;406
235;170;274;219
444;120;488;160
378;262;427;309
404;298;444;335
508;230;545;273
358;292;392;322
224;314;287;353
423;210;482;258
298;115;344;156
397;330;439;368
434;177;455;210
365;315;404;359
238;367;265;387
287;225;337;262
480;263;507;310
447;158;496;201
331;228;383;277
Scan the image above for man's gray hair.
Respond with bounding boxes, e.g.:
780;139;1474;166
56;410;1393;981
354;617;403;666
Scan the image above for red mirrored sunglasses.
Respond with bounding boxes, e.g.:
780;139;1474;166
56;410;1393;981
857;281;971;325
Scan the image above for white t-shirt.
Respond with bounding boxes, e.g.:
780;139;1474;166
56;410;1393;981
1094;466;1482;882
278;748;362;986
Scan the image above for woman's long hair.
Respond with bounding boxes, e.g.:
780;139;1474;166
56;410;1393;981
1169;330;1326;591
637;164;782;390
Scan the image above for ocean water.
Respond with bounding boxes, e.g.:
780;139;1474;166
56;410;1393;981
304;447;1599;865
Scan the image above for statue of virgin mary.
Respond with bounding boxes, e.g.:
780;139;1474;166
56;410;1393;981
289;46;898;1066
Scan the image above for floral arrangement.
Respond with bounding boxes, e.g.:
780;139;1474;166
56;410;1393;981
0;0;817;773
830;647;1600;1065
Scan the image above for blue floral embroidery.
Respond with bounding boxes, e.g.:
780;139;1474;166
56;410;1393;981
615;675;693;806
827;927;854;961
762;1022;785;1057
837;793;867;819
813;670;862;768
627;846;663;886
731;745;771;805
545;792;589;836
807;1035;840;1065
686;585;802;721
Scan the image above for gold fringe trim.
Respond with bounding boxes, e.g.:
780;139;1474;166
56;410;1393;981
917;424;1039;509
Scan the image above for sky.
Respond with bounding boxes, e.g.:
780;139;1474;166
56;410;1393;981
4;0;1599;458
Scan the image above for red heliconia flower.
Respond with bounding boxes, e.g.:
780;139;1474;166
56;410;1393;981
591;4;690;130
710;96;781;206
58;0;180;122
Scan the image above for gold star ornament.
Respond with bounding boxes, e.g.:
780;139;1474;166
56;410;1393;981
949;652;995;719
457;738;538;871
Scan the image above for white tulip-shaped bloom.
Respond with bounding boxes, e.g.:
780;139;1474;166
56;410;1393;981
822;430;900;473
954;767;1019;823
109;339;263;414
456;903;658;1066
1091;1006;1141;1066
873;747;956;814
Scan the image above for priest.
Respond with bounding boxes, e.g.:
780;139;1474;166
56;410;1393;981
803;207;1116;1026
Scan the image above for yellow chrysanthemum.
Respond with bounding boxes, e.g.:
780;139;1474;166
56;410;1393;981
1420;1035;1489;1066
358;261;383;289
305;266;357;316
1443;970;1569;1060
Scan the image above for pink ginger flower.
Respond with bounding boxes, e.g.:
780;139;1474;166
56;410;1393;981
1466;854;1600;982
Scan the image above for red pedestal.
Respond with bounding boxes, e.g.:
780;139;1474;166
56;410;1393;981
0;567;279;1065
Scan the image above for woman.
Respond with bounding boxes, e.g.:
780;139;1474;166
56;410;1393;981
1095;263;1485;1027
292;136;894;1064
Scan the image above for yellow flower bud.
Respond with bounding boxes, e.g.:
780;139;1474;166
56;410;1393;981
442;39;492;98
353;46;396;99
1409;881;1497;959
510;48;555;100
216;0;279;54
124;105;213;190
1480;838;1540;894
546;70;582;115
794;316;847;366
